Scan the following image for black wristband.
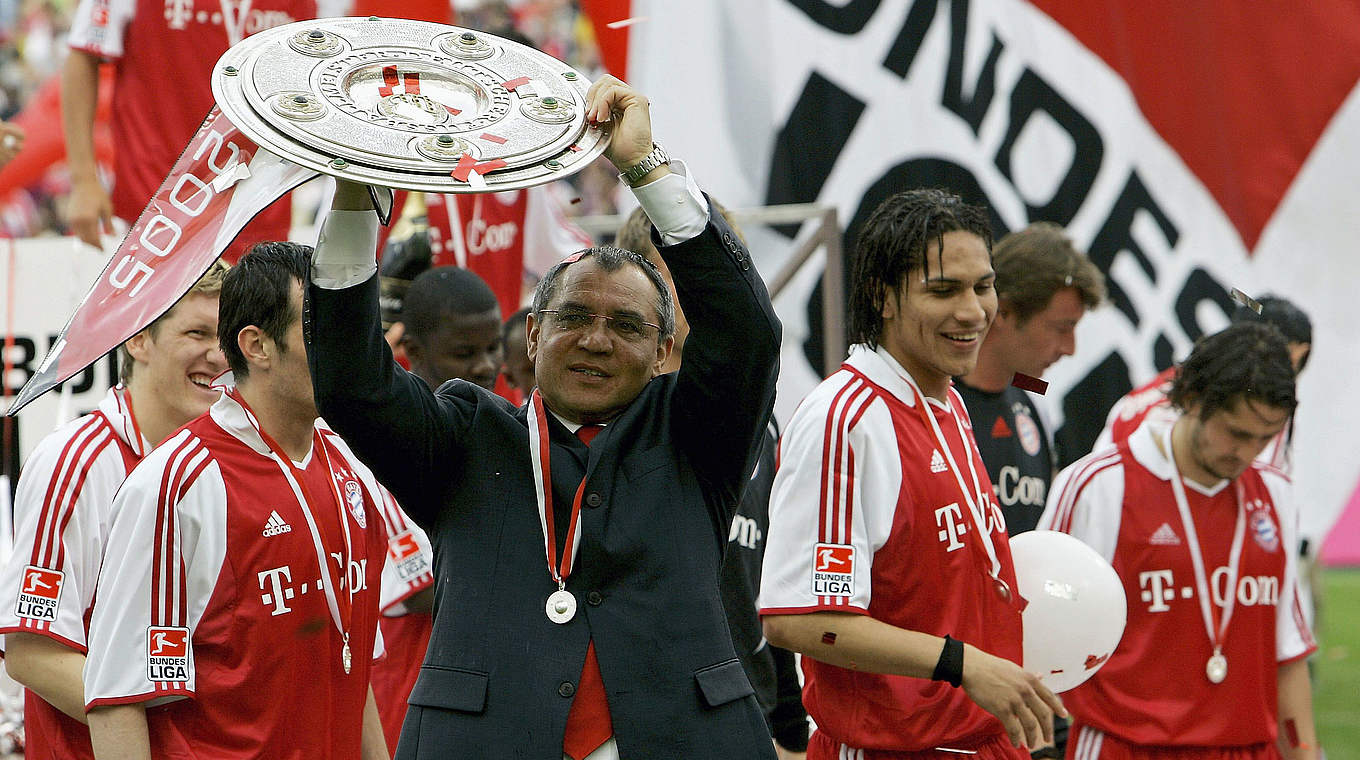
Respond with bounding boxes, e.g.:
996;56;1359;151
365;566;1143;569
932;635;964;688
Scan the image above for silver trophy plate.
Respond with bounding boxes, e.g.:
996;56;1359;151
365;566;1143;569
212;17;608;193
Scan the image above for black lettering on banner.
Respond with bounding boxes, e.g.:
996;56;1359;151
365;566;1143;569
785;0;883;34
1056;351;1133;468
881;0;940;79
1175;268;1234;341
993;69;1103;226
942;0;1004;135
764;72;867;237
1087;171;1180;326
1154;333;1175;373
2;337;36;395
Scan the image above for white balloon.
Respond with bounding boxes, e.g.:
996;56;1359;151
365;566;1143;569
1010;530;1127;693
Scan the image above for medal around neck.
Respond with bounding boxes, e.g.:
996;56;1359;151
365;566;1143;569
1206;650;1227;684
212;17;608;192
546;589;577;624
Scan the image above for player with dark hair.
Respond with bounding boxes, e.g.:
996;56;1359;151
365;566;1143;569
399;266;504;391
0;263;227;760
761;188;1064;758
957;222;1106;535
1041;322;1318;758
83;242;393;760
1232;296;1311;372
501;306;536;395
1094;294;1311;473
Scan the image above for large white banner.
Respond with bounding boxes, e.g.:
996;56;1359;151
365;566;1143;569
628;0;1360;547
2;239;121;462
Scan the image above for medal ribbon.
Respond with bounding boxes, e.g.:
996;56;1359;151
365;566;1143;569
896;370;1004;584
1162;426;1247;661
227;390;355;660
527;390;588;590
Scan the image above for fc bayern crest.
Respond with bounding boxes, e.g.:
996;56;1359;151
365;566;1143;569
344;480;367;528
1250;508;1279;553
1013;405;1043;458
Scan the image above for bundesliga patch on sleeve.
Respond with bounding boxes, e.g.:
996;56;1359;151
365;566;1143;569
812;543;854;596
147;627;191;682
16;566;63;621
387;529;430;582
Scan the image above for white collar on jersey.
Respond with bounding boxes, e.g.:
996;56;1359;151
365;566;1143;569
96;385;152;454
1128;416;1230;497
845;343;967;411
208;392;317;467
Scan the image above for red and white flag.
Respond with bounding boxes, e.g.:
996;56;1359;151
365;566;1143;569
7;108;319;414
618;0;1360;551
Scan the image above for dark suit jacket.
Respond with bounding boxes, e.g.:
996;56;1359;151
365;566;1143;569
305;209;781;759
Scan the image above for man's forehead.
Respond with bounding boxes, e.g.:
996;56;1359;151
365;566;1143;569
555;260;655;304
1218;395;1292;427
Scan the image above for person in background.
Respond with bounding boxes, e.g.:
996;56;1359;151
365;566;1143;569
501;306;537;398
1041;322;1318;759
398;266;504;394
0;264;228;760
956;222;1105;536
62;0;313;256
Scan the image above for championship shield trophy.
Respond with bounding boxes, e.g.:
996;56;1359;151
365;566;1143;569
10;18;607;413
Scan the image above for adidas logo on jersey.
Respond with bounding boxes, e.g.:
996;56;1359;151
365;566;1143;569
1149;522;1181;546
930;449;948;473
262;511;292;538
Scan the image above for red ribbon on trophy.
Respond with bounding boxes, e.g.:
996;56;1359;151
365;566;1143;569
6;107;320;415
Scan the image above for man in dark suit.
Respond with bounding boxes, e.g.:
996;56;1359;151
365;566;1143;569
303;76;781;759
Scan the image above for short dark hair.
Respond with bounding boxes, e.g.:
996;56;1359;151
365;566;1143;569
1231;294;1312;371
992;222;1105;324
401;266;500;342
1168;322;1298;421
218;241;312;380
502;305;531;344
848;188;993;348
531;245;676;339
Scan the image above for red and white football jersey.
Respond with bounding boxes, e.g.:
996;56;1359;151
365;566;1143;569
759;345;1024;753
424;185;592;315
83;394;388;759
1039;419;1315;747
0;387;147;760
67;0;314;256
1093;367;1292;475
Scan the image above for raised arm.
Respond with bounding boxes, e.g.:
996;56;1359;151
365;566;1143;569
304;182;469;521
584;76;781;506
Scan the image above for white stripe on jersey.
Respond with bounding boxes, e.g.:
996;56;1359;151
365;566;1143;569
1073;724;1104;760
819;378;874;607
1046;448;1121;535
154;435;209;629
35;417;110;570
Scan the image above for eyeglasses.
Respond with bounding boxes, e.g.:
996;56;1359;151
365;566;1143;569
538;309;661;341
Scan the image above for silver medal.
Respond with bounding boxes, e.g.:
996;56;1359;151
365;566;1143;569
546;589;577;624
1206;651;1227;684
342;640;353;675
